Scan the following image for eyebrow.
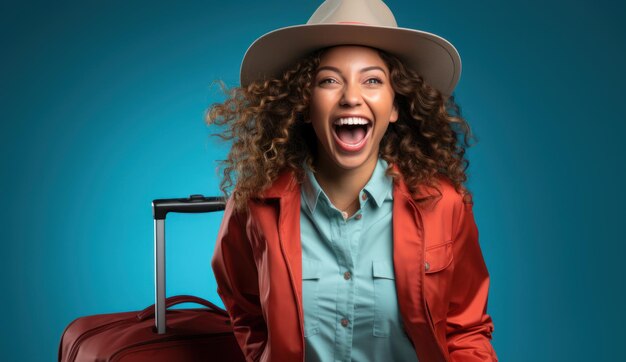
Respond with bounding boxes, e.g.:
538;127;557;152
316;65;388;76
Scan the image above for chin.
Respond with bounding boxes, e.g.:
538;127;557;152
330;151;376;171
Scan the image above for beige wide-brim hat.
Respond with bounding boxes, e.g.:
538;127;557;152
240;0;462;96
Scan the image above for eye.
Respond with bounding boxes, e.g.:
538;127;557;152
319;78;338;85
365;78;383;84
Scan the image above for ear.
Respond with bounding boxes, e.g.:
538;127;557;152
389;102;399;123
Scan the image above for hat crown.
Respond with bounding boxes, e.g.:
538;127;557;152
306;0;397;27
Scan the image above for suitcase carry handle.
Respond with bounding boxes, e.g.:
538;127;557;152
152;194;226;220
136;295;228;322
151;194;227;334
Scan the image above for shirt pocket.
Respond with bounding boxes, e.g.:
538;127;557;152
301;258;321;337
372;260;399;338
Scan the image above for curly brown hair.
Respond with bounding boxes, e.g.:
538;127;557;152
205;46;477;211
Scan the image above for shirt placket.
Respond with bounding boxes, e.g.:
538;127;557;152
329;202;364;362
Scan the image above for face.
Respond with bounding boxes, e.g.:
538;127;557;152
308;45;398;175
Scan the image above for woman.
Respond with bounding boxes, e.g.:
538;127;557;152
206;1;497;361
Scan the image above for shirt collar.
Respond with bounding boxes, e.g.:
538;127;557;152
365;158;394;207
301;163;323;214
301;158;393;214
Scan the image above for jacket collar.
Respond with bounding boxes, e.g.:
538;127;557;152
259;163;443;207
258;167;299;199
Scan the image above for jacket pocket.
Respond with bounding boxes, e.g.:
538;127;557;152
424;240;454;274
424;240;454;325
372;260;399;337
302;258;321;337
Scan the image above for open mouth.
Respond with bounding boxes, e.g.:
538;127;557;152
332;117;373;152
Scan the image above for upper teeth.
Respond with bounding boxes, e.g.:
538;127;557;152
334;117;370;126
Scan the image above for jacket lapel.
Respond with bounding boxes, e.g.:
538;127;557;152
392;173;447;362
261;170;306;357
278;186;305;344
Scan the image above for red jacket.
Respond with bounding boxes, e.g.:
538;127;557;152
211;167;498;361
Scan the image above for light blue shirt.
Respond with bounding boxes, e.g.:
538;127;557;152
300;158;419;362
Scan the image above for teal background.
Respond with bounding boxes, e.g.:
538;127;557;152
1;0;624;360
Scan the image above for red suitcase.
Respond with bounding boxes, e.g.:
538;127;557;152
58;195;246;362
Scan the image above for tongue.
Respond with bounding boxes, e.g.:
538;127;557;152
336;126;366;145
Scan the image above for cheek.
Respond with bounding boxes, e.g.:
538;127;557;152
309;94;334;129
308;102;324;129
308;112;330;141
365;91;395;111
309;100;322;119
310;89;338;111
381;92;396;111
373;124;391;143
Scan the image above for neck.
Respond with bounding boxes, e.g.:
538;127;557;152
313;155;377;216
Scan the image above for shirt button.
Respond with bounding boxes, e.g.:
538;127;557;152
343;271;351;280
424;261;430;271
361;193;367;201
355;214;362;220
340;318;349;327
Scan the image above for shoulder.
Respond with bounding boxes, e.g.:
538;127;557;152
257;168;300;199
433;173;473;206
404;173;472;213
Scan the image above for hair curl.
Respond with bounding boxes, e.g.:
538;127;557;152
205;47;477;211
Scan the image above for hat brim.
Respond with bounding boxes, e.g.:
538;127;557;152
240;23;461;96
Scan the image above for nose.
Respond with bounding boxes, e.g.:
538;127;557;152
339;82;362;107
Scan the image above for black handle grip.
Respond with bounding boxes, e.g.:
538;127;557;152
152;194;226;220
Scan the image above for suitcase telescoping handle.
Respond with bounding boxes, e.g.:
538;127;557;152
151;194;226;334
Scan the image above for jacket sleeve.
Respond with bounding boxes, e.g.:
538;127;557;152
211;197;267;362
446;194;498;361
